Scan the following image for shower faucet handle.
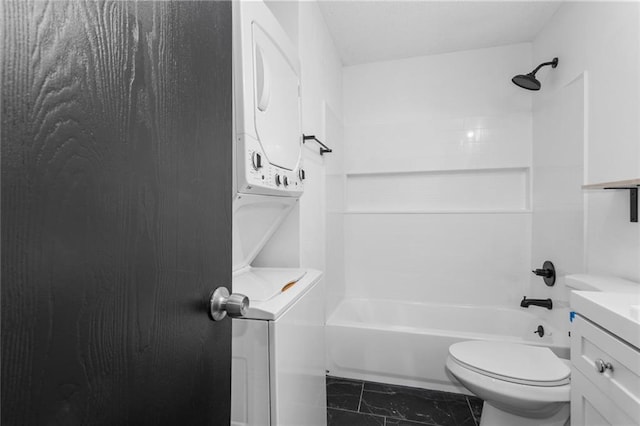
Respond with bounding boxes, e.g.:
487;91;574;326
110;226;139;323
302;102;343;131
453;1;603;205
532;268;553;278
531;261;556;286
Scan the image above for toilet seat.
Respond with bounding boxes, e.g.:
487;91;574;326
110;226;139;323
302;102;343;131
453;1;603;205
448;341;570;387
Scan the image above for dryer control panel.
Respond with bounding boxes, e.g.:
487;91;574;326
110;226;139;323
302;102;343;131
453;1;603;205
237;135;304;196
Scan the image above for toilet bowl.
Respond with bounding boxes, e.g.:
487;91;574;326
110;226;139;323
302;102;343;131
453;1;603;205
446;341;570;426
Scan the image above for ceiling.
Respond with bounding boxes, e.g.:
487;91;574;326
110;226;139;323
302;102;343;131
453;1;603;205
317;1;563;66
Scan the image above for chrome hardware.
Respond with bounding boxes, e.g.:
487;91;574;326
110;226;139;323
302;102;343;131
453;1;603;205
209;287;249;321
594;358;613;373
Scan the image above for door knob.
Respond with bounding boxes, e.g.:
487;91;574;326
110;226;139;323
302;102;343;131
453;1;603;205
209;287;249;321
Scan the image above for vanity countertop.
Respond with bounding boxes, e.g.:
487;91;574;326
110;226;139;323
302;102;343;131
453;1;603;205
571;290;640;350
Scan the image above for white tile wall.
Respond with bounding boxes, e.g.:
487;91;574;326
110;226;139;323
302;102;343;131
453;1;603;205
341;43;534;307
344;213;531;306
344;113;532;174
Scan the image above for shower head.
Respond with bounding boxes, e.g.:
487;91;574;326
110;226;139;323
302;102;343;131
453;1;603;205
512;73;541;91
512;57;558;91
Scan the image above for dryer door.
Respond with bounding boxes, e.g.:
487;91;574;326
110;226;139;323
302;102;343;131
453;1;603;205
252;23;301;171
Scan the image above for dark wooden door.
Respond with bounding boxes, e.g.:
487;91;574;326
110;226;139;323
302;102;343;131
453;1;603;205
1;1;232;425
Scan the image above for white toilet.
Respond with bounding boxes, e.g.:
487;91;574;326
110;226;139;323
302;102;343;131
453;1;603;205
446;340;570;426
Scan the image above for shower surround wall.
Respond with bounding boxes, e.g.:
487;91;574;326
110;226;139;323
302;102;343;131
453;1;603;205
325;43;545;389
525;0;640;350
531;1;640;284
338;43;534;309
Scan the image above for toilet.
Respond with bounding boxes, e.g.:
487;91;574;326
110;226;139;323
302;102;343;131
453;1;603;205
446;340;570;426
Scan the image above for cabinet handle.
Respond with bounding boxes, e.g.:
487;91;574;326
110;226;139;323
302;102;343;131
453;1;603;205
594;358;613;373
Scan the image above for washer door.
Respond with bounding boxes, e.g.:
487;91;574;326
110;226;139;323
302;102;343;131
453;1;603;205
252;22;301;171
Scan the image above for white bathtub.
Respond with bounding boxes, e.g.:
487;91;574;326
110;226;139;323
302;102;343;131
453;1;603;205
325;298;569;394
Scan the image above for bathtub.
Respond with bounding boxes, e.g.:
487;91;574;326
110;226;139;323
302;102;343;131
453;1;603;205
325;298;570;394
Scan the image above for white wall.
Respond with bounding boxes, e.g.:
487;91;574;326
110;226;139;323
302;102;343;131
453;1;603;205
340;44;534;307
296;2;346;318
532;2;640;287
264;0;299;50
324;104;345;316
529;74;586;347
298;1;343;276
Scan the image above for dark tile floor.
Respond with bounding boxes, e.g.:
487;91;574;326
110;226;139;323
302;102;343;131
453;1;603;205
327;377;483;426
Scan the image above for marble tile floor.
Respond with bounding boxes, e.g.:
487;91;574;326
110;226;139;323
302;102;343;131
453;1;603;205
327;376;483;426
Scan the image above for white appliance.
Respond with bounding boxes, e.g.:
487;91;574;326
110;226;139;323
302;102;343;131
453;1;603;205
233;0;304;197
231;196;325;426
230;2;326;426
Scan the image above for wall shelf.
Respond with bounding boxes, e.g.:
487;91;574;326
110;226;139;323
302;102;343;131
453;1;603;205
345;166;529;177
582;178;640;223
345;167;529;212
342;209;532;215
582;178;640;190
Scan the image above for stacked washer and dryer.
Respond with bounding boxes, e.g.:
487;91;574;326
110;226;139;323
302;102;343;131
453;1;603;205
230;2;326;426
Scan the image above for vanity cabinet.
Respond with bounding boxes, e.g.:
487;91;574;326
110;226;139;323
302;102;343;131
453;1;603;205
570;314;640;425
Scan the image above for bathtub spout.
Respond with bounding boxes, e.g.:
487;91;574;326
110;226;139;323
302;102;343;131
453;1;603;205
520;296;553;310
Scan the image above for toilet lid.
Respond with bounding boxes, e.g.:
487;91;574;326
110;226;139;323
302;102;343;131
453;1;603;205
449;341;570;386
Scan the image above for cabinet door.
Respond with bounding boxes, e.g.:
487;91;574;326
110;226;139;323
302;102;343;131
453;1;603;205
571;368;639;425
571;314;640;422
